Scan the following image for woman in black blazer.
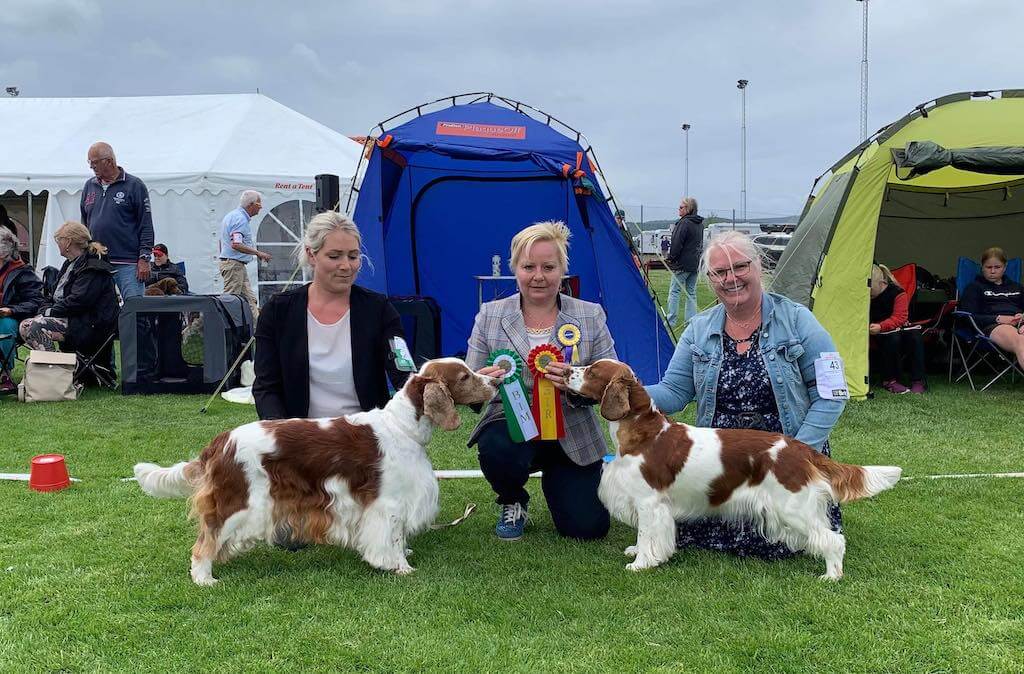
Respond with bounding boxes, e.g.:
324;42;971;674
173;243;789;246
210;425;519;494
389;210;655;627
253;212;409;420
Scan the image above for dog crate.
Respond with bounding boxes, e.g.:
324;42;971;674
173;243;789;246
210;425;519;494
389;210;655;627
119;294;253;395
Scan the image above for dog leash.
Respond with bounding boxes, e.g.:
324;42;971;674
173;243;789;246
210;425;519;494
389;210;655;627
430;502;476;530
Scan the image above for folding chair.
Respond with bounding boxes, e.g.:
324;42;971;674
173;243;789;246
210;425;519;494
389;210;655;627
0;324;20;394
948;256;1023;391
70;329;118;391
889;263;956;337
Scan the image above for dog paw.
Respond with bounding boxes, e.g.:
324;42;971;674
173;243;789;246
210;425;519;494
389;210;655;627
623;545;638;558
394;562;416;576
818;571;843;582
626;559;657;572
192;575;219;587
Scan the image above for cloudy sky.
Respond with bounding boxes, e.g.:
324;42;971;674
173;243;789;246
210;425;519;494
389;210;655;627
2;0;1021;221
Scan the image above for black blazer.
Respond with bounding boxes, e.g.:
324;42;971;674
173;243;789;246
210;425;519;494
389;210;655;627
253;283;410;420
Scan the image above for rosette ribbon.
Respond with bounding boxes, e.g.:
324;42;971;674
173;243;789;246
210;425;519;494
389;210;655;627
557;323;581;365
486;349;538;443
527;344;566;440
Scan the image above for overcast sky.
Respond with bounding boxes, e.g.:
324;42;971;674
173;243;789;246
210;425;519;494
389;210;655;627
2;0;1021;221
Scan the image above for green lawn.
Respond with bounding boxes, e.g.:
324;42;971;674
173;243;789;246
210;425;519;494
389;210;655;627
2;308;1023;671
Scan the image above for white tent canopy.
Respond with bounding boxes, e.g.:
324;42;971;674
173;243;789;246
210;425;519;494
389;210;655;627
0;93;361;297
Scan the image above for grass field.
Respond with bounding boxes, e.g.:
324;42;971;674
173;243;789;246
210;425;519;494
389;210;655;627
2;280;1022;672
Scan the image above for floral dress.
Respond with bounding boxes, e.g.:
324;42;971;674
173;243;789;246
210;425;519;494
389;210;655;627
675;330;842;560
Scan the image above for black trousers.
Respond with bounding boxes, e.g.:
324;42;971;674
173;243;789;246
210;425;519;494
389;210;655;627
476;421;610;541
876;330;926;382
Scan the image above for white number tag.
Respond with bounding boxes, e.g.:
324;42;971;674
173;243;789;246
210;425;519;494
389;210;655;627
814;352;849;400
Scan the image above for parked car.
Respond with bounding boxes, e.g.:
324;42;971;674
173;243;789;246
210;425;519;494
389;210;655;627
752;233;792;269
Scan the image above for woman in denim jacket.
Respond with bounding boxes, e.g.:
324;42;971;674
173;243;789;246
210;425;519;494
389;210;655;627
646;231;847;560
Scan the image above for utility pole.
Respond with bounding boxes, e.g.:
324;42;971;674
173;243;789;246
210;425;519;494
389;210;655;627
681;123;691;196
857;0;869;140
737;79;749;221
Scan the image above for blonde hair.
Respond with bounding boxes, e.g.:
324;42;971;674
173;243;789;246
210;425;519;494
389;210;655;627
55;221;107;256
699;230;762;279
981;246;1007;265
509;220;570;272
870;263;901;294
296;211;363;271
681;196;698;215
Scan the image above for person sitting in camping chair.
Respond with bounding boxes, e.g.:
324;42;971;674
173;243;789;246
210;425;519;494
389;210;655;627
146;243;189;294
0;227;44;393
959;246;1024;370
18;222;119;370
869;263;927;395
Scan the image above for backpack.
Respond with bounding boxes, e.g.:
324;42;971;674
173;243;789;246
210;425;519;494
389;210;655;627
18;350;81;402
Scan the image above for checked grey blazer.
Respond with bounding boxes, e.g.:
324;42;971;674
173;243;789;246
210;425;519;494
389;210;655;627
466;293;617;466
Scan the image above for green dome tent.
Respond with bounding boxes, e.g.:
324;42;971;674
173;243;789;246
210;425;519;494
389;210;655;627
772;89;1024;399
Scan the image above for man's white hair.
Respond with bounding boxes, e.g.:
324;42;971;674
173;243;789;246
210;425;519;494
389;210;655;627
240;190;263;208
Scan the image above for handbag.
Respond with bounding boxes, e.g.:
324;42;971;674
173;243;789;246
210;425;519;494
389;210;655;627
18;350;81;402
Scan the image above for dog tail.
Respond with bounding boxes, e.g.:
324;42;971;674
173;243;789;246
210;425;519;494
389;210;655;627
134;460;202;498
820;461;902;503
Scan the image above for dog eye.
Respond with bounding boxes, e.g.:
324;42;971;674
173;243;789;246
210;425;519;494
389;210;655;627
460;373;469;380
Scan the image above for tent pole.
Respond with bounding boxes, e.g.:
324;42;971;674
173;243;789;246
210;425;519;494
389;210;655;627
27;192;33;265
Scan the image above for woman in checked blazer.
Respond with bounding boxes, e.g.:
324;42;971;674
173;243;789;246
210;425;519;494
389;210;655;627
466;221;616;542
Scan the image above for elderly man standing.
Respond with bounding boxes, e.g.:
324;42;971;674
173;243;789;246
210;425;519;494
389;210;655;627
665;196;704;327
219;190;271;316
81;142;154;300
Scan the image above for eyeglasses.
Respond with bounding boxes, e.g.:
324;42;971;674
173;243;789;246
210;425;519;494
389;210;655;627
707;260;753;282
88;157;112;168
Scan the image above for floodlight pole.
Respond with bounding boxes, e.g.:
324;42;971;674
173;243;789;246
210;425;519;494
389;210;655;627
737;79;749;222
681;123;691;196
857;0;869;140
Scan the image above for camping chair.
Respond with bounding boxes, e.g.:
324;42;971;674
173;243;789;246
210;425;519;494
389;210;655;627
0;325;20;394
948;256;1023;391
889;263;956;336
70;329;118;391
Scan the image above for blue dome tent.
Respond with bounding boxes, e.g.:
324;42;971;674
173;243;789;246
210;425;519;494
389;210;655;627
349;93;672;384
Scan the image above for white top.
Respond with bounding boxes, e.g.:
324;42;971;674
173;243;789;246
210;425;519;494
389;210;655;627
306;309;361;419
526;325;555;351
527;331;553;351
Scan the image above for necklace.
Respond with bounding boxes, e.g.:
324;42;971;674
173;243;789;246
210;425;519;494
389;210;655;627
526;324;554;335
726;308;762;330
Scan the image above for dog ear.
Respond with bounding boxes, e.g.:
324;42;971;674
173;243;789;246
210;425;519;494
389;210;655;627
423;381;460;430
599;376;631;421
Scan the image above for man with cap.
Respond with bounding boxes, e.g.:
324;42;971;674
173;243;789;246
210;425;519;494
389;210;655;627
146;244;189;294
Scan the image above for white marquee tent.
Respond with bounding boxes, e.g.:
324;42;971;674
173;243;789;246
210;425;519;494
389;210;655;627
0;93;362;299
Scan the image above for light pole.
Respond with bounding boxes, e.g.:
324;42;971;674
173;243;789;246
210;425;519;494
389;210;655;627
737;79;749;222
681;123;691;196
856;0;869;140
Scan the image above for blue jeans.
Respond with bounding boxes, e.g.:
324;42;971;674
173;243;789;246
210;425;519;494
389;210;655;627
112;263;145;300
666;270;698;326
0;316;17;369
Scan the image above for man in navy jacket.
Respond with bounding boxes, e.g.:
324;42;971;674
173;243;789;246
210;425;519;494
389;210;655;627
81;142;154;300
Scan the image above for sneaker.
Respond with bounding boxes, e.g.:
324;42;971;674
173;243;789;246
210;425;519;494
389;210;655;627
0;371;15;394
909;381;927;395
881;380;910;394
496;503;527;540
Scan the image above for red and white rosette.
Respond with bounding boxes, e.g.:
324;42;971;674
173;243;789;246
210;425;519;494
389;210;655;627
527;344;565;440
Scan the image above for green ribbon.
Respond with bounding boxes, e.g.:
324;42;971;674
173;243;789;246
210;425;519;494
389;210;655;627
487;349;539;443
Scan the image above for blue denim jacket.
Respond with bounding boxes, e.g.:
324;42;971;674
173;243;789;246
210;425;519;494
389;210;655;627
645;292;845;449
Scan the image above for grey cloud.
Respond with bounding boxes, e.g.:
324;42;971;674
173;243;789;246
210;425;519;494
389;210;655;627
5;0;1022;216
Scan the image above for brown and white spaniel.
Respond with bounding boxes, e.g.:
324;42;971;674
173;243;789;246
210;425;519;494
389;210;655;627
567;359;901;580
134;358;496;586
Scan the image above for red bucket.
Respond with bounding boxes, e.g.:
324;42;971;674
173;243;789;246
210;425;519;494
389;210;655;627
29;454;71;492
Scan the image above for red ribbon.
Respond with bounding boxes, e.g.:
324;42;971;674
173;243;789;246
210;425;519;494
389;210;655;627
527;344;565;440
